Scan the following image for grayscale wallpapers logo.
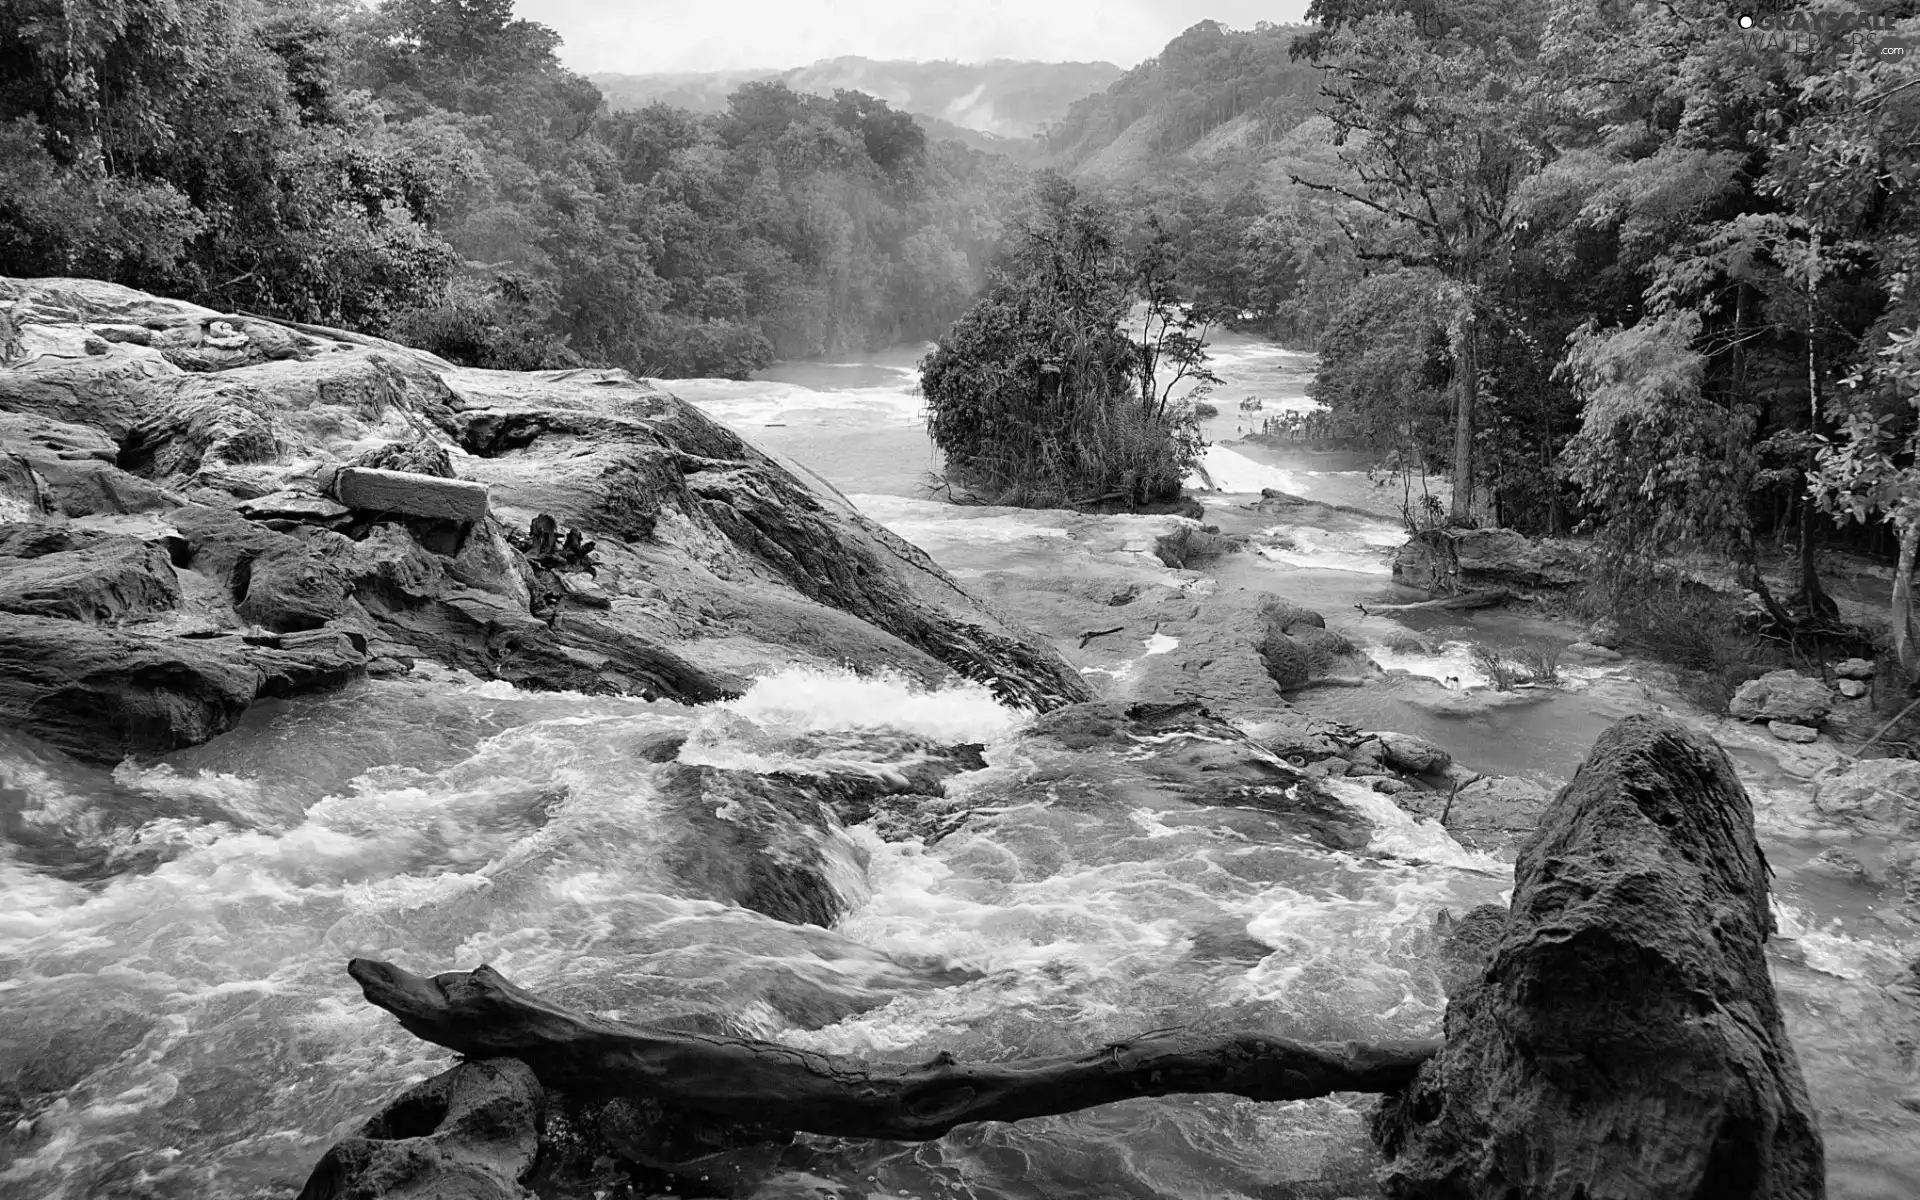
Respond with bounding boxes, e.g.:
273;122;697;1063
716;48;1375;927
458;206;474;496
1737;10;1910;56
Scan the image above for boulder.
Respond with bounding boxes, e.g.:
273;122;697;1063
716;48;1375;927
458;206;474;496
1151;521;1244;569
1393;774;1550;854
1373;715;1825;1199
1368;730;1452;775
1811;757;1920;832
1835;678;1867;699
1583;618;1622;649
1835;657;1876;680
1255;598;1368;693
1392;527;1586;592
1728;669;1833;726
1768;720;1819;744
297;1059;544;1200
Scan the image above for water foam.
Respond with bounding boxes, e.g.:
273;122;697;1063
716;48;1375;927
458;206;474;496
1185;445;1304;495
721;666;1029;742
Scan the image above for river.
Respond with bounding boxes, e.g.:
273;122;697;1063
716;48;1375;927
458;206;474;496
0;333;1915;1199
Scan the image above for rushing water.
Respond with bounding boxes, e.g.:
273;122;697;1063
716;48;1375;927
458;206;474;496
2;332;1916;1199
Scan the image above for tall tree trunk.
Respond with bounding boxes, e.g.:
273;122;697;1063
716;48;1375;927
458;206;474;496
1895;522;1920;685
1450;319;1476;525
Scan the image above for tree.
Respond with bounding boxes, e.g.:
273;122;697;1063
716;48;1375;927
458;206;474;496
920;175;1206;509
1291;6;1551;523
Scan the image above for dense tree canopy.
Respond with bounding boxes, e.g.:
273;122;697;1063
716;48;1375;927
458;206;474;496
0;0;1024;378
920;175;1209;509
1255;0;1920;659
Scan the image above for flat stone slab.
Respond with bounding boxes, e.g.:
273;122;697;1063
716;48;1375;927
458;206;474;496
330;466;488;523
1768;720;1819;744
236;490;351;522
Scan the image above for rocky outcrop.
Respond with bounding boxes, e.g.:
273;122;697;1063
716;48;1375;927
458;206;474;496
1256;598;1372;692
1729;669;1834;726
1150;521;1244;569
298;1059;545;1200
1392;527;1586;593
0;277;1087;760
1373;714;1825;1199
1021;700;1377;851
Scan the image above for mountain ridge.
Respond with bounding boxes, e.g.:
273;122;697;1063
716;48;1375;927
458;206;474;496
591;55;1123;139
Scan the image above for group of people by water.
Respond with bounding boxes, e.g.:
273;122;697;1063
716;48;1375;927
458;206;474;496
1234;405;1356;443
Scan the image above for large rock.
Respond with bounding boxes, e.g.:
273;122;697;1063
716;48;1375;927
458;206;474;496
1373;715;1825;1199
1729;669;1833;726
0;276;1089;758
1368;730;1452;774
1811;757;1920;832
0;613;365;760
1391;774;1550;854
0;525;180;622
1392;527;1586;592
298;1059;544;1200
1256;597;1368;693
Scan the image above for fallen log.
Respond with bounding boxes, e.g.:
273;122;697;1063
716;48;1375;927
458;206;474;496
1077;624;1126;648
1355;589;1511;615
347;958;1438;1142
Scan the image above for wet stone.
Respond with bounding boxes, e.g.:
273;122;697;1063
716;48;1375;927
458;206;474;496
1768;720;1819;744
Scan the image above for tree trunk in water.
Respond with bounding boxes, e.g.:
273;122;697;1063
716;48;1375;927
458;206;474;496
1450;321;1476;525
1895;522;1919;686
345;959;1439;1142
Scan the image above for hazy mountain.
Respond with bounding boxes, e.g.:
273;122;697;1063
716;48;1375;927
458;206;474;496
592;56;1123;140
1046;21;1324;189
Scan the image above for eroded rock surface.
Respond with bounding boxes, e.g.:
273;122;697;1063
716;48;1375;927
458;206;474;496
0;277;1087;760
1730;669;1834;727
1373;714;1825;1199
1392;527;1586;592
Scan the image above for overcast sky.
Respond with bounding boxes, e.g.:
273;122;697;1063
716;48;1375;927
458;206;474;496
520;1;1314;75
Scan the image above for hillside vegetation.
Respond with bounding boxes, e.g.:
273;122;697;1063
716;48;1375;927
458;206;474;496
0;0;1027;378
593;57;1123;139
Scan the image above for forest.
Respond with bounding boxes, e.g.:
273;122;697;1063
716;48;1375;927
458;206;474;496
6;0;1920;662
0;0;1028;378
1269;0;1920;673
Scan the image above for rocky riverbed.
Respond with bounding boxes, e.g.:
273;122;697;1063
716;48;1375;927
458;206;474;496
2;282;1917;1199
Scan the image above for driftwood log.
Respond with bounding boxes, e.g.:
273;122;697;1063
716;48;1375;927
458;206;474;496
1355;589;1511;615
348;958;1438;1142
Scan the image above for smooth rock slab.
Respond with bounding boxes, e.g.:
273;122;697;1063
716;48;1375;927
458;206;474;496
1769;720;1819;744
1835;657;1876;680
331;466;489;523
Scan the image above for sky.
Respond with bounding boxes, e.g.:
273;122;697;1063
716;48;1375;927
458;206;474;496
519;1;1316;75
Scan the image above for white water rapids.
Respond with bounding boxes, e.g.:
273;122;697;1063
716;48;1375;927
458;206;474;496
1;332;1915;1198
